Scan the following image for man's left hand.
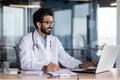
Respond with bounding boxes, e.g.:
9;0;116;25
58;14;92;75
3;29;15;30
79;62;97;69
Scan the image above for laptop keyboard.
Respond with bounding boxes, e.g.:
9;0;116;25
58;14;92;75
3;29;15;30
83;69;96;72
71;68;96;74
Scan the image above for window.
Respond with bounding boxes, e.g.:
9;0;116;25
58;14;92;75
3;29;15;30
97;7;117;46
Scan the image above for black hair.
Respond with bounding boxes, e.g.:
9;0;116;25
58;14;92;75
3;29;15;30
33;8;53;29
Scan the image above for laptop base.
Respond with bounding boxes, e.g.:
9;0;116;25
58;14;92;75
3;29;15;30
71;69;96;74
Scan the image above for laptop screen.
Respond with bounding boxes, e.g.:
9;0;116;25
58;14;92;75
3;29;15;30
96;45;120;73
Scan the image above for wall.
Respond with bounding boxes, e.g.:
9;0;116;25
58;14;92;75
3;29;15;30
116;0;120;67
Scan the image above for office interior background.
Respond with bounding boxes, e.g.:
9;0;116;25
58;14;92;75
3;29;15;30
0;0;118;68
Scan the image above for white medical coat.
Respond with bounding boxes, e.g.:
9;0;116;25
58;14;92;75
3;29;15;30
19;30;82;70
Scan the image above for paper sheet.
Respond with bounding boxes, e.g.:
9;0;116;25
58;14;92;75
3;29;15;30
21;71;43;76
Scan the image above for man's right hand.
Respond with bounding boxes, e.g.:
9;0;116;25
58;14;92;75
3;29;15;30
43;62;60;72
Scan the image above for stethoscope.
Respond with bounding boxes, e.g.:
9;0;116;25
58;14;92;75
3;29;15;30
32;31;51;51
32;31;39;51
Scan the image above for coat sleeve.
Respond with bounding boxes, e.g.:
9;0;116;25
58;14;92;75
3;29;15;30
54;37;82;68
18;34;49;71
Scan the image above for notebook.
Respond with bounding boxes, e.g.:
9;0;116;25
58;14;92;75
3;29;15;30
46;68;77;77
71;45;120;74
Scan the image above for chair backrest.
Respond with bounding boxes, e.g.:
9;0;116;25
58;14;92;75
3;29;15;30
79;35;92;62
13;44;22;70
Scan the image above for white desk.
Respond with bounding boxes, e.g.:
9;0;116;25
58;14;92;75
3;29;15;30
0;68;120;80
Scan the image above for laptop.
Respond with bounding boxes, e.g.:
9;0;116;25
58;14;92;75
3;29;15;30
71;45;120;74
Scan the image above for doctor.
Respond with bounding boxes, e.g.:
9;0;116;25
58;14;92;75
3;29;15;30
19;8;96;72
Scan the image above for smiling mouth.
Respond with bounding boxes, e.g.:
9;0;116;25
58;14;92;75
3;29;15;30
48;29;52;31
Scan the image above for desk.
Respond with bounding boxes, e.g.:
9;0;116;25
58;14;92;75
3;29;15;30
0;68;120;80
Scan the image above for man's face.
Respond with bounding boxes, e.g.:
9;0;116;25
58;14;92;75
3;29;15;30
40;15;54;35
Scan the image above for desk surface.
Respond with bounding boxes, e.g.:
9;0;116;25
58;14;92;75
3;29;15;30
0;68;120;80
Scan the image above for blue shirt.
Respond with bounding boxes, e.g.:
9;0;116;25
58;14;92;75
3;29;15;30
36;31;46;49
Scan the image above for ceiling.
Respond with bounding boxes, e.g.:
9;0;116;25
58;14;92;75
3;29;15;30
0;0;117;7
98;0;116;7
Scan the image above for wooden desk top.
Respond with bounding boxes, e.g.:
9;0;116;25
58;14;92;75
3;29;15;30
0;68;120;80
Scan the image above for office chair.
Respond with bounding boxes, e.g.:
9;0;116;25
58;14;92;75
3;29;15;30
13;44;22;70
79;35;92;63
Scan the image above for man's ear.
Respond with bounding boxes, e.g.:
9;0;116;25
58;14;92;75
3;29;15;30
36;22;41;29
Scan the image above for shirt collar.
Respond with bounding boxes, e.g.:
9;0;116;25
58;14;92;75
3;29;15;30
35;30;47;48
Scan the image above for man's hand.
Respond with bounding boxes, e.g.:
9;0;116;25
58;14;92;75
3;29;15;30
44;62;60;72
79;62;97;69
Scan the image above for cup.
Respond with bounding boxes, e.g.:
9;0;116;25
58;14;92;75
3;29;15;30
1;61;10;74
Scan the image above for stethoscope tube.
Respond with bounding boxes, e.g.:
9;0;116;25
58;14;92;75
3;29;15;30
32;31;52;51
32;31;39;50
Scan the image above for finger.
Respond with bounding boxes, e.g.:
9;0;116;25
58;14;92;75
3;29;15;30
49;63;57;68
46;64;54;72
49;63;59;69
49;65;60;72
46;67;54;72
48;62;53;66
47;62;60;72
55;65;60;70
79;64;87;68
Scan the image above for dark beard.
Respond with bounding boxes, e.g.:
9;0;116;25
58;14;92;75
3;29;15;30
41;26;52;35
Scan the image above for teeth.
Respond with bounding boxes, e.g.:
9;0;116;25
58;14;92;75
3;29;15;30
48;29;51;31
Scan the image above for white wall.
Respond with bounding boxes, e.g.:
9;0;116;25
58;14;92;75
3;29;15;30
116;0;120;67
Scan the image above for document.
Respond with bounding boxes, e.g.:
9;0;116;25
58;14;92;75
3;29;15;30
46;68;77;77
21;70;43;76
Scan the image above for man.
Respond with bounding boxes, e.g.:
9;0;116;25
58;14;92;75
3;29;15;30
19;8;96;72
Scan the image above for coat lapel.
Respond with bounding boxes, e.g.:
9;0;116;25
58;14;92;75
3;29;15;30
46;36;51;52
34;30;45;52
33;30;51;61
